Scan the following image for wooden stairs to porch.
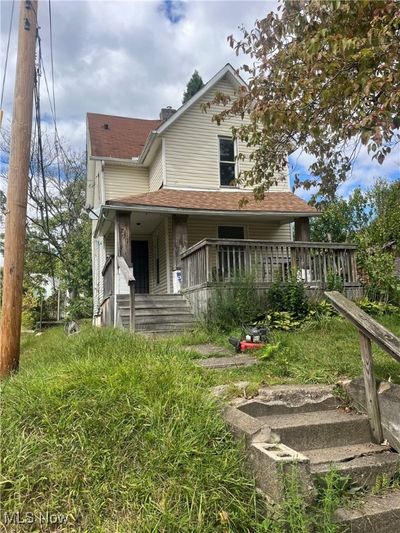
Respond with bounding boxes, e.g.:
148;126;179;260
116;294;195;334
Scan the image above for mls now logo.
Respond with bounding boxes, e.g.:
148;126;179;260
2;511;68;525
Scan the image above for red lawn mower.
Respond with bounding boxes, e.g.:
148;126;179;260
229;327;268;353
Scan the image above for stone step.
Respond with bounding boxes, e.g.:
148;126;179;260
310;450;400;490
302;442;392;464
237;396;339;418
257;409;372;450
333;489;400;533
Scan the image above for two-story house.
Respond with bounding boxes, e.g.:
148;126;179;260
86;64;359;332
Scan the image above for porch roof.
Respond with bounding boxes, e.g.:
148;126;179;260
106;189;318;216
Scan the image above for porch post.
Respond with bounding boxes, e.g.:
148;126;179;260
172;214;188;293
115;212;135;330
116;212;132;265
294;217;310;241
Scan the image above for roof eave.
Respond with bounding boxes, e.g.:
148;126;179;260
103;202;319;218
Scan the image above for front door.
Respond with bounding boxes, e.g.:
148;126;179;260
132;240;149;294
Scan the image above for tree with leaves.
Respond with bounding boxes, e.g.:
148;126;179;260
182;70;204;103
212;0;399;202
310;188;372;243
0;127;92;318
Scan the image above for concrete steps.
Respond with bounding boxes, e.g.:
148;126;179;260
116;294;195;333
224;384;400;531
334;489;400;533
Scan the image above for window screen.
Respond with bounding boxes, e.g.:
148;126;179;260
219;138;236;186
218;226;244;239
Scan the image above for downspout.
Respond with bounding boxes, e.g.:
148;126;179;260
101;160;106;205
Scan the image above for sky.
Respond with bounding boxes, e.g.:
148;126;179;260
0;0;399;199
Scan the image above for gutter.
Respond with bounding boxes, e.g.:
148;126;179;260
94;203;320;237
89;156;143;166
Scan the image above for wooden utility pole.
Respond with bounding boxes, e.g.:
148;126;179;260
0;0;38;377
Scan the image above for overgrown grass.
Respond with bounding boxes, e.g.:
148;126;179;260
2;314;399;531
2;327;265;532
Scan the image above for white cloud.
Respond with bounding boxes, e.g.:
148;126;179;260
1;0;274;149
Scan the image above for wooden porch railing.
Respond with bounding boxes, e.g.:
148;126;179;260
181;239;359;290
101;256;115;326
325;291;400;443
117;256;136;331
101;255;136;330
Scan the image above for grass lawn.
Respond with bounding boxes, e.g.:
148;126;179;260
175;314;400;390
1;314;399;532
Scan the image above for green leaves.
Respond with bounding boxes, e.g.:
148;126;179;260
213;0;400;200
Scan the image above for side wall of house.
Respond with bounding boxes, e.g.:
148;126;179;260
186;216;291;245
91;229;107;317
149;147;163;192
162;73;289;192
103;163;149;200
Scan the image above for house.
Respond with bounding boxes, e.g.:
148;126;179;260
86;64;360;332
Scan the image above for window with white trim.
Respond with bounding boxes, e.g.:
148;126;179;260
219;137;236;187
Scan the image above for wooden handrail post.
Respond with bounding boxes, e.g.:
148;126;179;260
359;332;384;443
129;281;135;331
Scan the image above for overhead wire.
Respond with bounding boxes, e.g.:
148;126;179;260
33;29;57;291
47;0;62;183
0;0;16;126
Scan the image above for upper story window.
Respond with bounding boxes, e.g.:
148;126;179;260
219;137;236;187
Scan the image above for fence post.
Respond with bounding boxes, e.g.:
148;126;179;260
359;332;384;443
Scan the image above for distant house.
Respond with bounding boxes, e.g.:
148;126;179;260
86;64;360;333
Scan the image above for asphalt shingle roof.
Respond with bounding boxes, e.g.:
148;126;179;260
87;112;161;159
107;189;317;214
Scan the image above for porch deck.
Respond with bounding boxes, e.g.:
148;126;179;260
100;236;361;328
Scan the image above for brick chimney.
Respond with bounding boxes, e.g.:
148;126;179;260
160;106;176;121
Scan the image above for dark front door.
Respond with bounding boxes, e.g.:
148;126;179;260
132;240;149;294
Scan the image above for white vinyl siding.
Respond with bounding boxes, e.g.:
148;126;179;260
162;74;289;191
149;147;163;191
186;216;291;247
92;233;106;314
103;163;149;200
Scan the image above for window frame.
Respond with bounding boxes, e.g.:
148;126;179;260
217;225;245;240
218;136;237;188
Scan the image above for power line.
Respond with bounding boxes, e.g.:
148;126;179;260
0;0;16;112
48;0;57;124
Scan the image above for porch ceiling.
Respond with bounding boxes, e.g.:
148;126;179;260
95;209;164;237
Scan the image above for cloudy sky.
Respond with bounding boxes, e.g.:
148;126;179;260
0;0;398;197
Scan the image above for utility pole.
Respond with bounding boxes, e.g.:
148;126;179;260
0;0;38;377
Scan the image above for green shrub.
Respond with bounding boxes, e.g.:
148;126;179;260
21;289;40;329
66;295;93;320
357;243;400;304
267;277;309;318
307;300;337;319
207;274;265;332
267;311;303;331
326;270;344;292
358;298;400;316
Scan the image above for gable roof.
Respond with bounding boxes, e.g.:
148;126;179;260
87;64;245;161
155;64;245;136
106;189;318;216
87;113;162;159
